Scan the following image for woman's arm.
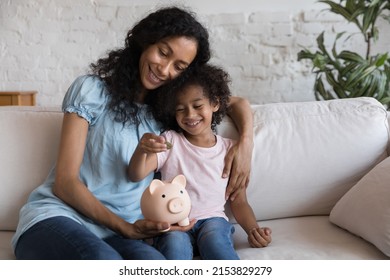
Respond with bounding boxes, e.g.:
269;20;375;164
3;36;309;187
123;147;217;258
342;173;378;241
52;113;170;239
224;96;254;201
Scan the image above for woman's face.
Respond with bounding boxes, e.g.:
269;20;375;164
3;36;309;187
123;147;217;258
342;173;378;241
139;36;197;90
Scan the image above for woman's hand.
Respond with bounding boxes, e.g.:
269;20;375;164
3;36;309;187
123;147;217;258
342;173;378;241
122;219;171;239
248;227;272;248
122;219;196;239
224;96;254;201
223;136;253;201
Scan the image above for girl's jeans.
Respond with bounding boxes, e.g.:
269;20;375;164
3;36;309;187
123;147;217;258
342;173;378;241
154;217;239;260
14;216;166;260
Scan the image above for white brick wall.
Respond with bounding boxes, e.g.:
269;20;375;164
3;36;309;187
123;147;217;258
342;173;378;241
0;0;389;106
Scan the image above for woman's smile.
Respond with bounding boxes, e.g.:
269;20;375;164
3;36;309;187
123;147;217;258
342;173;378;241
148;67;165;85
139;37;197;90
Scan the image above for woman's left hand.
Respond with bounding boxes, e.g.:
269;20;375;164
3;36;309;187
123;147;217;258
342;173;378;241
223;136;253;201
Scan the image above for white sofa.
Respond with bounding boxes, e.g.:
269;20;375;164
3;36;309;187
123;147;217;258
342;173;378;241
1;97;389;260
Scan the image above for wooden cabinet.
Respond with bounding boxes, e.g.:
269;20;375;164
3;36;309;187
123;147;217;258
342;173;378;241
0;91;37;106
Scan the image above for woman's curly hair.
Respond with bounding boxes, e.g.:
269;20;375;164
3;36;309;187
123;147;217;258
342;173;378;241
90;6;210;125
148;64;232;133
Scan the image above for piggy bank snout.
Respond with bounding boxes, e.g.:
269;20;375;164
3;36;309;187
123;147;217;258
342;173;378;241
168;197;186;214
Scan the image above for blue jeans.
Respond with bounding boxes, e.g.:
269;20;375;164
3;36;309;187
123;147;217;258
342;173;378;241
14;216;166;260
154;217;239;260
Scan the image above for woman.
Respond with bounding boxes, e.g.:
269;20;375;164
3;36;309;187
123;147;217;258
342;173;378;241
12;6;253;260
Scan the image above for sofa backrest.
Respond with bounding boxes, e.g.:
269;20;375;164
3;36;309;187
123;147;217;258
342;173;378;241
217;97;390;221
1;97;389;231
0;106;63;231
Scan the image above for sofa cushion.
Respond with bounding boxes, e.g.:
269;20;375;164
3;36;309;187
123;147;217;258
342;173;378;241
1;216;387;260
233;216;388;259
0;232;16;259
330;156;390;257
0;106;63;231
218;97;389;221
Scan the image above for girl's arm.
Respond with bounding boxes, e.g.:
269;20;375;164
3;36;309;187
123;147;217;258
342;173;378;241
229;189;272;248
224;96;254;201
53;113;170;239
127;133;167;182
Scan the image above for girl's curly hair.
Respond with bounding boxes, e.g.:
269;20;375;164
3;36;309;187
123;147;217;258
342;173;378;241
90;6;210;125
147;64;232;133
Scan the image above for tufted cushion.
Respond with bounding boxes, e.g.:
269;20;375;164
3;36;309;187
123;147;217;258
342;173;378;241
218;97;389;221
330;156;390;257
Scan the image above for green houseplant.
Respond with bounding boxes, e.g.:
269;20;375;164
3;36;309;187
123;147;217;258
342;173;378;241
297;0;390;107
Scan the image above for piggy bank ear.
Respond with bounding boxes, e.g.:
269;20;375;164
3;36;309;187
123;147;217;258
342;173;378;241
149;179;165;194
172;174;186;188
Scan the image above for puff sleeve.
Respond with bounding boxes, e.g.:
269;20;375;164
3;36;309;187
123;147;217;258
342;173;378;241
62;75;109;126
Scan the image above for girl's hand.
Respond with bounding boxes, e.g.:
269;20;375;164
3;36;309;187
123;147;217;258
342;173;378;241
248;227;272;248
138;133;168;154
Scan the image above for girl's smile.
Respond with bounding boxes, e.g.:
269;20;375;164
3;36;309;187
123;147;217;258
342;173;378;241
175;84;219;147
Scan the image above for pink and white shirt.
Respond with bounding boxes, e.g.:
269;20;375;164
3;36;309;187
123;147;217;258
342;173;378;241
157;130;234;221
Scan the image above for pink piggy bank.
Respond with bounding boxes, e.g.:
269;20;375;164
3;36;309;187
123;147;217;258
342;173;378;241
141;174;191;226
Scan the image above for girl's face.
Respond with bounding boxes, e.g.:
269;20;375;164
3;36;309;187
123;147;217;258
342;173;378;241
175;84;219;143
139;36;197;90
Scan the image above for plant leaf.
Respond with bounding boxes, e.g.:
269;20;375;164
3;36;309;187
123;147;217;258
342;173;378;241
345;65;376;89
319;0;353;21
353;75;373;97
338;51;366;63
297;49;316;61
375;53;389;67
325;71;348;98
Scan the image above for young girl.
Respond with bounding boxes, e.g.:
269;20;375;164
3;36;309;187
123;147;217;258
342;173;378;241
129;64;272;260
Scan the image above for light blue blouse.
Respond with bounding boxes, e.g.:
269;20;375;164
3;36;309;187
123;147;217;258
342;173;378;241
12;75;160;249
